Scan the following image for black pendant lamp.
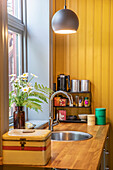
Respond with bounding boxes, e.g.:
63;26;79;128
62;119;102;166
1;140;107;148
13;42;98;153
52;0;79;34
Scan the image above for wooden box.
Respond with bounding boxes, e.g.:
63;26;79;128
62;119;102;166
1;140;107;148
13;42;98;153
2;129;51;165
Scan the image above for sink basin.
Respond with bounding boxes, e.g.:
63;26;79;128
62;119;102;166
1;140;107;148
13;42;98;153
51;131;93;141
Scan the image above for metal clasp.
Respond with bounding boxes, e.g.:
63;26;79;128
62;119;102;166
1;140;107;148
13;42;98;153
20;138;26;150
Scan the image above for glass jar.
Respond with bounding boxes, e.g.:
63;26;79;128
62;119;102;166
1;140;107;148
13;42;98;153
75;95;79;107
84;97;90;107
79;96;84;107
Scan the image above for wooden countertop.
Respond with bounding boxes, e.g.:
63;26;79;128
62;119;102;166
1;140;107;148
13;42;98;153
43;123;109;170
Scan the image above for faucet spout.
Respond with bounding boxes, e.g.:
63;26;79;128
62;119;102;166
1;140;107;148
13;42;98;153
49;90;73;131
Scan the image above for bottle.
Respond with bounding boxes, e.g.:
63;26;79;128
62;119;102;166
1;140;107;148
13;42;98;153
84;97;90;107
79;96;84;107
75;95;79;107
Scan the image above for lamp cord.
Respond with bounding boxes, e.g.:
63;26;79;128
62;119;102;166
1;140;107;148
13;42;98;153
64;0;67;9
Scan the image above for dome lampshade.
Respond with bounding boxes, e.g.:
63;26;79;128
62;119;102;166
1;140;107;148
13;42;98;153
52;8;79;34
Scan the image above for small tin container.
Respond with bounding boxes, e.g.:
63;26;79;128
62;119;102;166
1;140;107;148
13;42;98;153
87;114;95;125
54;97;61;106
95;108;106;125
59;110;66;120
59;98;67;106
81;80;90;92
71;80;80;92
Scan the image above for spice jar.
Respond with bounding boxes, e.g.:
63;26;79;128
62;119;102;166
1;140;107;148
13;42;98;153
79;96;84;107
75;95;79;107
59;98;67;106
84;97;90;107
54;97;61;106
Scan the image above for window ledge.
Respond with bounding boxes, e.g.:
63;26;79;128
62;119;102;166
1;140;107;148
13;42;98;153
26;120;48;129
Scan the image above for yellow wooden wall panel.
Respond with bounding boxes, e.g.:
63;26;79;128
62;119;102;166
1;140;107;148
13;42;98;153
68;0;78;79
55;0;65;83
101;0;110;121
93;0;102;110
86;0;94;113
64;1;70;75
78;0;86;79
109;0;113;168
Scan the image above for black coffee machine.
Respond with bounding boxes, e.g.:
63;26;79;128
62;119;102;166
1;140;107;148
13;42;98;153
57;74;70;91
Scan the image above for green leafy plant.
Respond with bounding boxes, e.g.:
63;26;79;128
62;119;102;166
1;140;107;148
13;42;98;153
9;73;52;112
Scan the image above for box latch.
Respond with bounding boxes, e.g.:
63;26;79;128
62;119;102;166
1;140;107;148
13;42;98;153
20;138;26;150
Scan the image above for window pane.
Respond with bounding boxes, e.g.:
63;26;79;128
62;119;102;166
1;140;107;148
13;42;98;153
7;0;21;20
8;30;22;117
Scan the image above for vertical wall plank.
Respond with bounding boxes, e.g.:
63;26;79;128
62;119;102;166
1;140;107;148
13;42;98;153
110;0;113;168
55;0;65;80
68;0;78;79
64;0;70;75
78;0;86;79
86;0;94;113
101;0;110;121
93;0;102;110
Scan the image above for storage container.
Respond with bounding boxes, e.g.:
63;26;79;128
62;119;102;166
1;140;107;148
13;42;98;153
2;129;51;165
71;80;80;92
59;110;66;120
54;97;61;106
95;108;106;125
81;80;90;92
87;114;95;125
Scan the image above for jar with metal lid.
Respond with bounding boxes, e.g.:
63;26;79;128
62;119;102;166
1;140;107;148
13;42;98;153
84;97;90;107
75;95;79;107
79;96;84;107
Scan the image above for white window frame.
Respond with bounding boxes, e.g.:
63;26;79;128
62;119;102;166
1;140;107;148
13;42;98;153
8;0;27;125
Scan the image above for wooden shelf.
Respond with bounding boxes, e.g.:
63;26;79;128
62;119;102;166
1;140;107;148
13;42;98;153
59;119;87;123
54;105;91;108
67;91;91;94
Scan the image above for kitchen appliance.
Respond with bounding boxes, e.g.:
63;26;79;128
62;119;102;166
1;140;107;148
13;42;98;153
2;129;51;165
81;80;90;92
71;80;80;92
57;74;70;91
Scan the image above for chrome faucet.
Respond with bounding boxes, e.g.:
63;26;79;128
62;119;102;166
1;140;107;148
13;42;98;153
49;90;73;131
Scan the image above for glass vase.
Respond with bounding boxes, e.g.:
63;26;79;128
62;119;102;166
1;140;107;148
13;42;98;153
13;106;25;129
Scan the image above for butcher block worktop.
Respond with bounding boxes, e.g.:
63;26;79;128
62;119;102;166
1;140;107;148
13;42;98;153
43;123;109;170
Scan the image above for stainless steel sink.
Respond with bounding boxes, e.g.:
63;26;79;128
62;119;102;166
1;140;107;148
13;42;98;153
51;131;93;141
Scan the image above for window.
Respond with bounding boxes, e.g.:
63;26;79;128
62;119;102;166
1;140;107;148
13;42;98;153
8;31;22;117
7;0;26;124
7;0;21;20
